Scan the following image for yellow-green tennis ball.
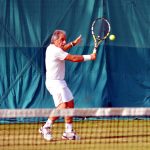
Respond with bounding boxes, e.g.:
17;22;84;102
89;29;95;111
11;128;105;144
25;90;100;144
109;34;116;41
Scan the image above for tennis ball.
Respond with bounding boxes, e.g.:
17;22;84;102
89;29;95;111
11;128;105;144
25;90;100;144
109;34;116;41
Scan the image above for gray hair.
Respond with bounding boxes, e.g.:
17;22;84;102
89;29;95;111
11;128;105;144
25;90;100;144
51;30;66;44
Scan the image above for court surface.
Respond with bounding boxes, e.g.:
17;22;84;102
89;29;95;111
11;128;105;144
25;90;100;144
0;119;150;150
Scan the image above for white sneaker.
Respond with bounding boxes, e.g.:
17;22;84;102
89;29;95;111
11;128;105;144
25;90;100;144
39;127;52;141
62;131;80;140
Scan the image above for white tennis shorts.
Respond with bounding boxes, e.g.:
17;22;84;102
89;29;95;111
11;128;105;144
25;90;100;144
45;80;74;107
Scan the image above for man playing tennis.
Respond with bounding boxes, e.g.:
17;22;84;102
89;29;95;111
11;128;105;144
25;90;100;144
39;30;96;140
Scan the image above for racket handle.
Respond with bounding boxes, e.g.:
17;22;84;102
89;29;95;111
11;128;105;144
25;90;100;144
93;48;97;54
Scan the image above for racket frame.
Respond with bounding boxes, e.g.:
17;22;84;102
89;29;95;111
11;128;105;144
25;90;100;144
91;17;111;50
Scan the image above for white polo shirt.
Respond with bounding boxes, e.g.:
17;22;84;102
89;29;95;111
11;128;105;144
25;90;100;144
45;44;68;87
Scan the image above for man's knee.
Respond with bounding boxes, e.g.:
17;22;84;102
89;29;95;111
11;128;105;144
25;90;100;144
67;100;74;108
57;102;67;108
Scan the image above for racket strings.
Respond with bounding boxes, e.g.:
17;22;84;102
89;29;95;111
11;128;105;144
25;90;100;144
93;18;110;40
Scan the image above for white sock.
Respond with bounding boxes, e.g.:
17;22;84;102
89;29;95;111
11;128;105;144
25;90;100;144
43;119;52;128
65;123;73;133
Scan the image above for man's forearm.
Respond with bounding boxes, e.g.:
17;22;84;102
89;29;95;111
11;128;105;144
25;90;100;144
63;42;74;51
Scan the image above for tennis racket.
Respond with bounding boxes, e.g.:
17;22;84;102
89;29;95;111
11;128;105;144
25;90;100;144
91;17;111;53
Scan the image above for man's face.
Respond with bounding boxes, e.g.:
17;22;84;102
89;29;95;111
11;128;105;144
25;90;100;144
54;33;66;49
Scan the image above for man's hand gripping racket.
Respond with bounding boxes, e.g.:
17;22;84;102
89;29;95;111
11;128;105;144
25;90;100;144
91;18;111;54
